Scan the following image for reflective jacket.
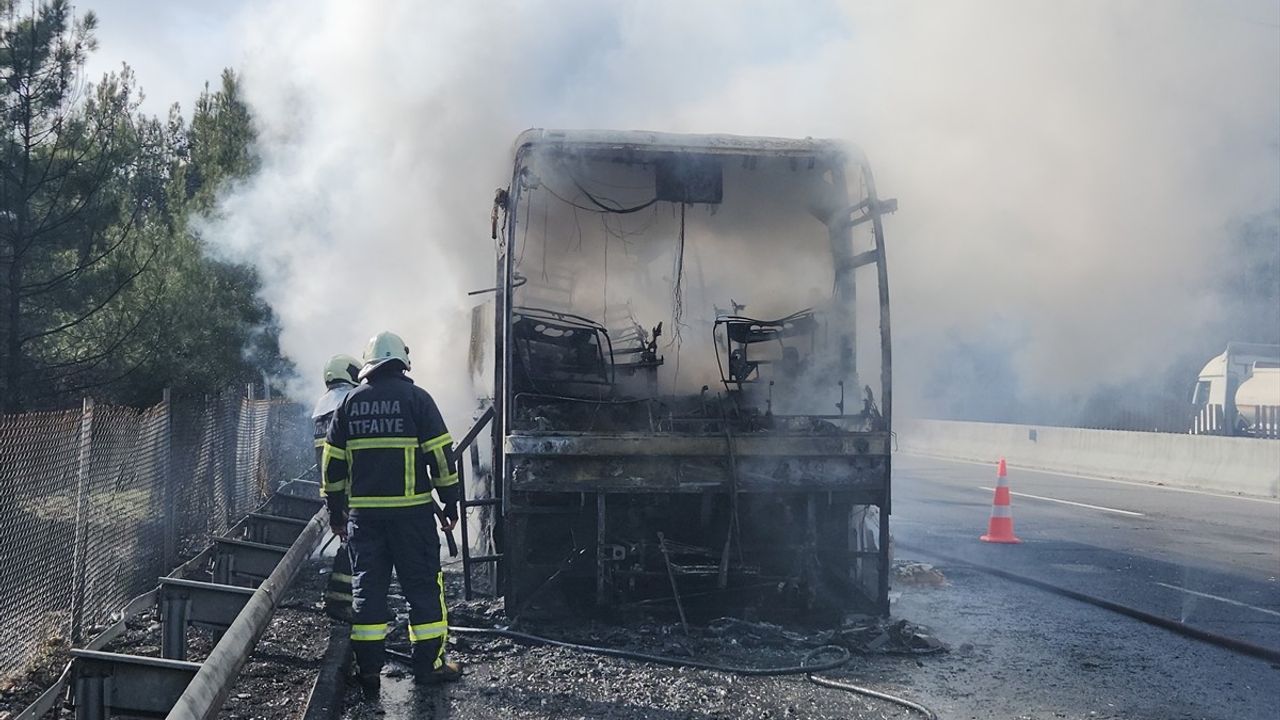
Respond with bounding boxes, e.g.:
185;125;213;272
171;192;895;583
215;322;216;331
312;382;356;481
322;370;459;514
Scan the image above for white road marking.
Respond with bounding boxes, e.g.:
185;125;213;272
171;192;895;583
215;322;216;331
904;452;1280;505
978;486;1145;517
1153;581;1280;619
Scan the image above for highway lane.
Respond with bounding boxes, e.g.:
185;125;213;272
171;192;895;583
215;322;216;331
891;452;1280;653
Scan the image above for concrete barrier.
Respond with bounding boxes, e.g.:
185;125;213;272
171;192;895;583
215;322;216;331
896;419;1280;498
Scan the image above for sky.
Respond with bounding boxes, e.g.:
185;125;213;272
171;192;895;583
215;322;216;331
76;0;1280;423
82;0;250;116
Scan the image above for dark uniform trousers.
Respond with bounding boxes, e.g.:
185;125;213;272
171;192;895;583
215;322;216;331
349;505;447;674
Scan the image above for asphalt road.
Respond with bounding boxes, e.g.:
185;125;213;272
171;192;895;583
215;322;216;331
341;453;1280;720
891;452;1280;656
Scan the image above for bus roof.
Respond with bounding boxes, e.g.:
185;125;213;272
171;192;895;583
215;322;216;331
513;128;855;160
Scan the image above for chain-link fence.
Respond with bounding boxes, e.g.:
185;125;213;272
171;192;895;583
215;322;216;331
0;389;312;684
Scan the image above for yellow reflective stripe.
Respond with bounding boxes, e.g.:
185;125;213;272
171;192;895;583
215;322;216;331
325;592;353;602
433;472;459;488
431;446;448;477
408;620;448;642
330;573;353;584
351;623;388;641
313;437;325;448
435;570;448;668
404;448;415;498
420;433;452;451
347;437;419;450
321;444;347;494
348;492;435;509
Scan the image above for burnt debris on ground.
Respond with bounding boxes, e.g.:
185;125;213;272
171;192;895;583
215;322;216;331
0;643;69;719
217;560;331;720
891;560;947;588
3;559;329;720
339;569;946;720
0;551;217;717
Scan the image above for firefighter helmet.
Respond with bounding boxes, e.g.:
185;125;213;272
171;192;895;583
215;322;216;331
360;331;411;380
323;354;361;386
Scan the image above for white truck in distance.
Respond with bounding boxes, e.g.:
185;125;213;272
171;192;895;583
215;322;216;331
1191;342;1280;437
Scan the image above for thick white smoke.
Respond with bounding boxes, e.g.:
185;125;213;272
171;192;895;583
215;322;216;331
203;0;1279;422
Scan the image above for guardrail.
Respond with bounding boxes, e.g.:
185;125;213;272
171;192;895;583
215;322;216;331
169;502;326;720
14;486;326;720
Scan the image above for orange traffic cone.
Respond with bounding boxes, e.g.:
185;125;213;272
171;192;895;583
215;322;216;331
980;458;1022;544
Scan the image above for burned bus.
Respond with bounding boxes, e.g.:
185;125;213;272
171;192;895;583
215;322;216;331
463;129;897;621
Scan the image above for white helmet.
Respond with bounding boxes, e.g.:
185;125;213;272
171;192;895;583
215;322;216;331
323;354;361;386
360;331;410;380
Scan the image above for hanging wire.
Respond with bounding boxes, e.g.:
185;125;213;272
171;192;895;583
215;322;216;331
538;168;659;216
617;202;660;250
572;177;659;214
572;203;584;251
669;203;688;386
672;204;688;335
542;180;657;216
602;215;610;326
542;182;609;215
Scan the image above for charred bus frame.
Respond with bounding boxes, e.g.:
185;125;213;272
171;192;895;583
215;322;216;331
475;129;897;619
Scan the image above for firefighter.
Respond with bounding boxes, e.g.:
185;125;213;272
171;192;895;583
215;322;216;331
314;354;362;472
313;354;361;620
322;331;462;699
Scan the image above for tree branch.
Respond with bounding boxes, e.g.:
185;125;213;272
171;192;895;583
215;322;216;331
24;115;128;251
17;240;158;345
32;347;155;400
17;226;133;294
35;299;157;374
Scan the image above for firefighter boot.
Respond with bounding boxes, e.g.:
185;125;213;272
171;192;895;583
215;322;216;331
415;659;463;685
411;637;463;684
351;637;385;704
356;673;381;703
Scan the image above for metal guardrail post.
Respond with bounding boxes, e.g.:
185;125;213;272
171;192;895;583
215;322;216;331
211;538;290;587
73;650;202;719
71;397;95;644
159;578;256;661
72;668;105;720
160;589;191;661
167;507;326;720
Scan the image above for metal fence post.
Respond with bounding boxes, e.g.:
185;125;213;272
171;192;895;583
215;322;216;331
242;384;255;517
70;397;95;644
204;394;216;539
162;389;177;571
222;391;238;530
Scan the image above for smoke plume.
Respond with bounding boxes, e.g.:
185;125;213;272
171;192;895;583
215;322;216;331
202;0;1279;424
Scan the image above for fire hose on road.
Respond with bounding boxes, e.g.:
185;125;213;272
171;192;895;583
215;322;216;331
385;625;939;719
